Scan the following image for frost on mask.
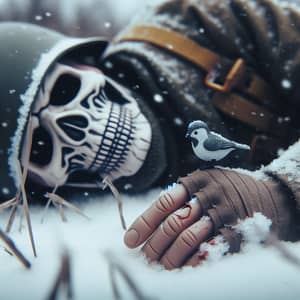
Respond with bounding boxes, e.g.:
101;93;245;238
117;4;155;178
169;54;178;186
23;63;152;188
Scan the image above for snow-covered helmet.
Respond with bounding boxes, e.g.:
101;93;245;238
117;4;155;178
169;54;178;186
0;22;107;201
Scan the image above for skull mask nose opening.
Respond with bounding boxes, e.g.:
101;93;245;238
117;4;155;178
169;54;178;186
57;115;89;142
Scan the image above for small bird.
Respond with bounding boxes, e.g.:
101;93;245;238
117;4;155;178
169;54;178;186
186;120;250;164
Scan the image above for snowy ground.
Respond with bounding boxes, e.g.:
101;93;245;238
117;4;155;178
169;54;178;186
0;188;300;300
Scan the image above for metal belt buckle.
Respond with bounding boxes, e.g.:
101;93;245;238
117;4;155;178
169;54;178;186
205;58;246;93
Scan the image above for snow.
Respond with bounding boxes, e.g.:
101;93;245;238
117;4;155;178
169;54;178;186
234;212;272;244
281;79;292;89
265;140;300;183
153;94;164;103
1;189;300;300
199;235;229;262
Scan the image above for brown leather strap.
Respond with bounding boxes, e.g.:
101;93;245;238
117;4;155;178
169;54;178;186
114;25;296;140
212;92;297;138
114;25;274;102
116;26;219;72
212;93;278;134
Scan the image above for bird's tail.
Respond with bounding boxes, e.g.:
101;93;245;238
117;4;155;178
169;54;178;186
235;142;251;151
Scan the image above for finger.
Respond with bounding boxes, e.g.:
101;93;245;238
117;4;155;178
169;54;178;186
142;197;203;262
124;184;189;248
160;217;214;270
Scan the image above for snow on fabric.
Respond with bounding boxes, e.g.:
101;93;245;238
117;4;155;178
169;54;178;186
265;140;300;183
0;190;300;300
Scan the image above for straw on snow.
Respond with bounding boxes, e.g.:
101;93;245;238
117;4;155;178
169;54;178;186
46;250;73;300
5;192;21;233
0;228;31;269
44;192;91;222
102;176;127;231
16;160;37;257
104;251;149;300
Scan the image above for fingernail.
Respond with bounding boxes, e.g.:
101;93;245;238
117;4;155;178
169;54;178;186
174;203;192;219
175;206;191;219
124;229;140;248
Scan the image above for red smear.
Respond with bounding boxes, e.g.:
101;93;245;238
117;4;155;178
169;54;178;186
208;239;216;246
197;250;209;261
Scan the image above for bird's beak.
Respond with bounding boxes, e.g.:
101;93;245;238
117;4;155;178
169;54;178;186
185;131;191;139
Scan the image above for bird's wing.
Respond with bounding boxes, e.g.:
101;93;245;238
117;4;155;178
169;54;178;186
204;132;236;150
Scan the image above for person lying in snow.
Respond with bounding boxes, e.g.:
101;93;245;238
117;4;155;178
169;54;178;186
0;0;300;269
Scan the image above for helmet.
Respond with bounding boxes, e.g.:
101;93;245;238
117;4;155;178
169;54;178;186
0;22;107;201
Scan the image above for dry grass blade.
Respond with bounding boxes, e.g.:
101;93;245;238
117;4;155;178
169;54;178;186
0;197;17;211
6;191;21;233
109;263;121;300
266;231;300;268
45;192;90;221
0;228;31;269
64;182;102;189
46;251;73;300
2;119;33;232
104;252;149;300
255;225;300;269
102;176;127;230
58;203;68;222
22;116;33;180
18;209;25;232
41;197;54;224
41;186;59;223
16;160;37;257
3;247;13;256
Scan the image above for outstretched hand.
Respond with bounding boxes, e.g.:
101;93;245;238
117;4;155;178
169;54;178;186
124;184;215;269
124;168;292;270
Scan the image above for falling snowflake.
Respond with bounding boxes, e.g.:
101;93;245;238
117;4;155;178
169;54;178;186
104;22;111;28
174;117;184;126
35;15;43;21
281;79;292;89
104;61;113;69
123;184;133;190
153;94;164;103
1;187;10;195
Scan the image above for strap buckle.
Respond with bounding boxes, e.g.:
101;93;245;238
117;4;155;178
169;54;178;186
205;58;246;93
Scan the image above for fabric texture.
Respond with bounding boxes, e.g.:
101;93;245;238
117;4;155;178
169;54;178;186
101;0;300;235
102;0;300;183
178;168;300;242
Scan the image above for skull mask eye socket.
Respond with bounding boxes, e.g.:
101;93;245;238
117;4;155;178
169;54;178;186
30;126;53;166
101;81;130;105
50;73;81;106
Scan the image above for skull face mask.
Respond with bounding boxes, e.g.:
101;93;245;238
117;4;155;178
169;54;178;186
25;63;152;188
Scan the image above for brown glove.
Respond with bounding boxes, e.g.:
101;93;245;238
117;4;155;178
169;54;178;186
179;168;295;243
124;168;296;270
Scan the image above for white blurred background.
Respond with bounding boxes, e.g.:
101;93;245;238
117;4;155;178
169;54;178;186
0;0;145;38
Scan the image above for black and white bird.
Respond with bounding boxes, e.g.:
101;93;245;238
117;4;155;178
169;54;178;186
186;120;250;163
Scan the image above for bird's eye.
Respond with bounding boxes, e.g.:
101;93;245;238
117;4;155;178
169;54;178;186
194;131;198;135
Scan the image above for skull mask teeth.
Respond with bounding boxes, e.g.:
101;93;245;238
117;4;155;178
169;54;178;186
24;63;152;187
